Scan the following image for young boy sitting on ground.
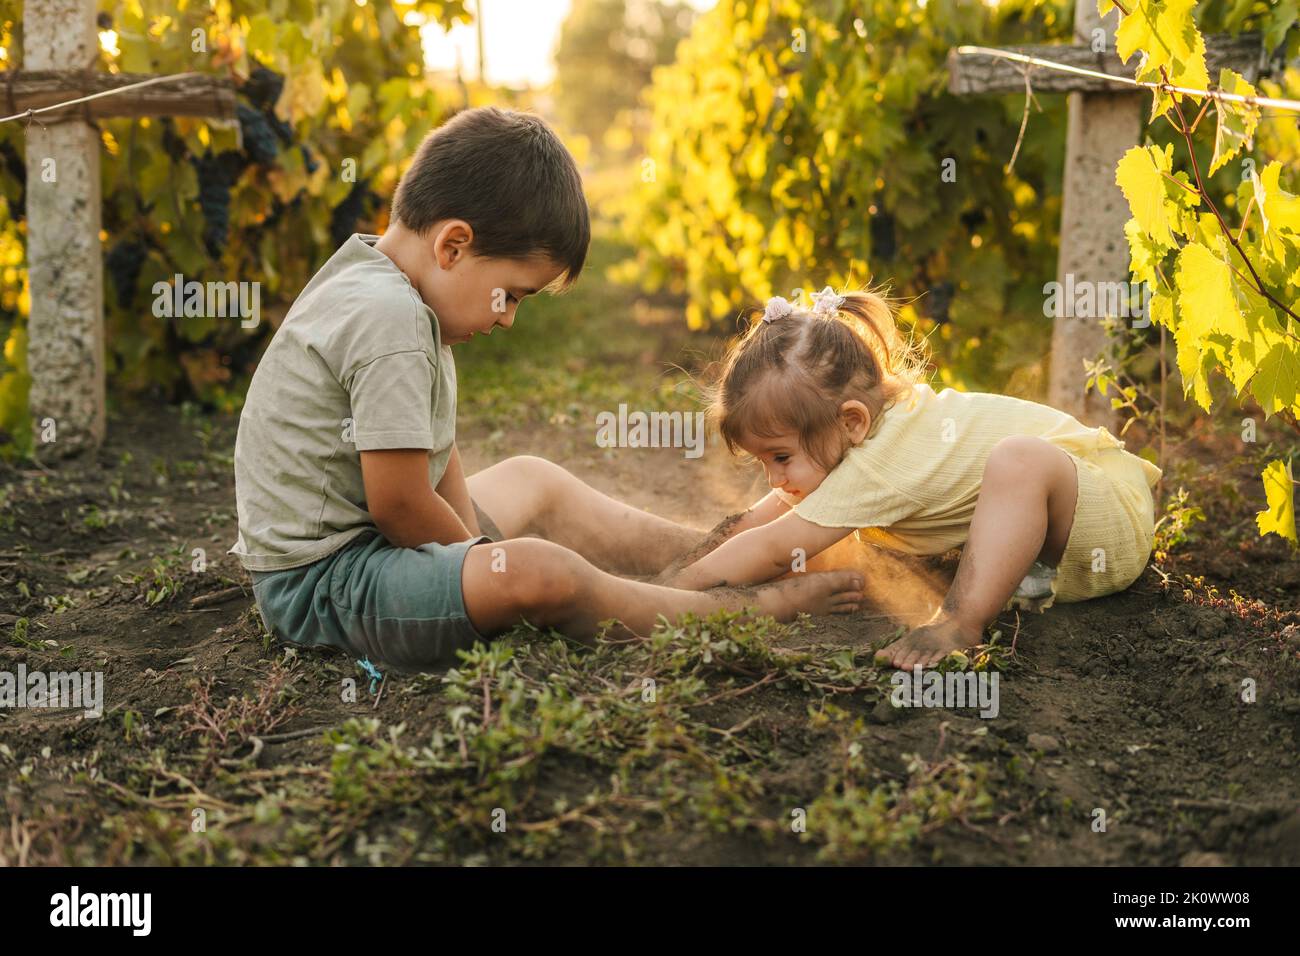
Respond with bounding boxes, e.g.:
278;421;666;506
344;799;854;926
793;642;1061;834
230;107;864;672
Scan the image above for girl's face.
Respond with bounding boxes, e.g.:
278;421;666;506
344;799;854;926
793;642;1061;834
739;430;831;500
734;401;872;499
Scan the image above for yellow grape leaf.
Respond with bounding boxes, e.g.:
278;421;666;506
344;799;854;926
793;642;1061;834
1117;145;1179;250
1125;217;1162;288
1258;162;1300;261
1149;288;1176;332
1175;242;1249;343
245;14;277;60
1226;288;1299;412
1249;339;1300;416
1174;330;1215;410
116;30;154;74
1115;0;1210;92
1256;458;1297;543
1209;69;1259;176
281;61;326;124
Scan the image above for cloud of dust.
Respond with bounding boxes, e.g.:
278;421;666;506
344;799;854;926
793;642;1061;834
809;535;948;628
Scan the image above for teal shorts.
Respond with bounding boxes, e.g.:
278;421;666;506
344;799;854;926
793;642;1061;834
249;528;494;672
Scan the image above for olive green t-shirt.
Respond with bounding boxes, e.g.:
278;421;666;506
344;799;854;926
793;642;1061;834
230;233;457;571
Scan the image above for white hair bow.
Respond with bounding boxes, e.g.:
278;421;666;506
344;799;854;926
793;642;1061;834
810;286;845;315
762;296;794;323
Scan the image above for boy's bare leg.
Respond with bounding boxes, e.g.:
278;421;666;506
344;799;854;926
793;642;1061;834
462;537;865;641
874;437;1078;670
466;455;704;575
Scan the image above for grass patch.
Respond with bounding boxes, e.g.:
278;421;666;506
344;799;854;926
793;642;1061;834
1;610;1013;865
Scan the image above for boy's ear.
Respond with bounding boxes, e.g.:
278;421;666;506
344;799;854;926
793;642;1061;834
839;400;871;443
432;219;474;269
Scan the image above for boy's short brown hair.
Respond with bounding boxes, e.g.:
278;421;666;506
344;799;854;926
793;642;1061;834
391;106;590;289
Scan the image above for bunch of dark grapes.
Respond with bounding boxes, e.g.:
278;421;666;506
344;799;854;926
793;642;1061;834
268;112;295;147
241;67;295;147
191;151;234;258
330;179;379;248
242;67;284;112
237;104;279;165
105;239;149;307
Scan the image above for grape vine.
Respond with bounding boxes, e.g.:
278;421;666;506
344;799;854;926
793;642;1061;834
0;0;471;455
1106;0;1300;542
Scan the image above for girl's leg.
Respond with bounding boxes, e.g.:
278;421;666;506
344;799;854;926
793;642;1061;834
874;436;1078;670
466;455;704;576
462;537;865;641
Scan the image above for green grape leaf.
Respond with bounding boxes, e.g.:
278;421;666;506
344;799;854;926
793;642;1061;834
246;14;278;59
1255;458;1297;544
1209;69;1259;176
1117;145;1180;250
1264;1;1300;54
1223;0;1257;32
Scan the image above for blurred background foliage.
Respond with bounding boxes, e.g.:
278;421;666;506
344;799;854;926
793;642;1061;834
611;0;1298;396
0;0;1296;460
0;0;473;455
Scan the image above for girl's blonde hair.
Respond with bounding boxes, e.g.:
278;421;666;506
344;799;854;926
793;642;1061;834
705;286;929;472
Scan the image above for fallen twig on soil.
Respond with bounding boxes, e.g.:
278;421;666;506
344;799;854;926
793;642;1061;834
189;586;248;609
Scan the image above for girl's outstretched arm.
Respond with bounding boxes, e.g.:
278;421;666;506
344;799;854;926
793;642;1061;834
666;510;855;590
652;491;791;583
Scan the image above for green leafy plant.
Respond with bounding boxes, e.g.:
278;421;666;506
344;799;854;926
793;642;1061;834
1153;485;1206;562
1107;0;1299;543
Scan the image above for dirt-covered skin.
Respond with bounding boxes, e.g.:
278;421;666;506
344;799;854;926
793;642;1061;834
1;403;1297;866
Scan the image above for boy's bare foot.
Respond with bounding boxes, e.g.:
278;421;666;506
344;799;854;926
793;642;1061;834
753;570;864;620
874;616;984;670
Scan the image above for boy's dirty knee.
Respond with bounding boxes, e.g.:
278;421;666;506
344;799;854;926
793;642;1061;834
1007;560;1057;613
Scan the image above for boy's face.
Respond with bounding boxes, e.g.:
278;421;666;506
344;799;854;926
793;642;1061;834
415;220;565;345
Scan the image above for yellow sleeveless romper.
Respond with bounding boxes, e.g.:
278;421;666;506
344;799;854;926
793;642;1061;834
774;384;1162;603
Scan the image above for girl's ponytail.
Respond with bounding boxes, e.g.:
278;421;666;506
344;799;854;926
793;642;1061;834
831;287;928;388
706;282;930;471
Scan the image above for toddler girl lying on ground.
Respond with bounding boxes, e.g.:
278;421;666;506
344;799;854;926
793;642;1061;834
660;286;1162;670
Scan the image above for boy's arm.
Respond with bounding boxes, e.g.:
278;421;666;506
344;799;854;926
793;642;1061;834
667;510;855;590
434;443;482;537
360;448;472;547
652;491;791;582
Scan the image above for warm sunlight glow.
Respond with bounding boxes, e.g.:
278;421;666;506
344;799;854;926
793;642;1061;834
421;0;716;89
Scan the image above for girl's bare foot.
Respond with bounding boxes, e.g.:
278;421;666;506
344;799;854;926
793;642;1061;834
873;615;984;670
753;570;864;621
